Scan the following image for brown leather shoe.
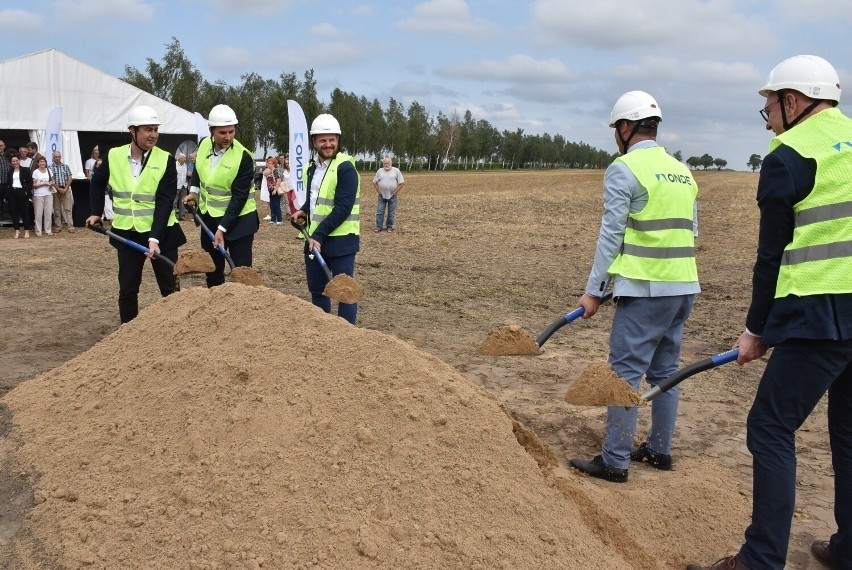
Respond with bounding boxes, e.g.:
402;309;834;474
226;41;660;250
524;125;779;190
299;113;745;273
811;540;838;568
686;554;749;569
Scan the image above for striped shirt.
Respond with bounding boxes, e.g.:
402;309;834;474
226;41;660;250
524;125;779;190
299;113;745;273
49;162;73;187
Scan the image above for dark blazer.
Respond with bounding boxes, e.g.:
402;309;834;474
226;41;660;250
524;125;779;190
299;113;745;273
5;166;33;194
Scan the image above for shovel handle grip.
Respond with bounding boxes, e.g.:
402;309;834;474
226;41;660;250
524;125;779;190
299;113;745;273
290;218;334;281
186;204;235;270
87;224;176;269
536;291;614;347
642;348;739;402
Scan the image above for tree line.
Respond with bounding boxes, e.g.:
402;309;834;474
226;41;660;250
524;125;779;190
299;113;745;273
123;39;615;171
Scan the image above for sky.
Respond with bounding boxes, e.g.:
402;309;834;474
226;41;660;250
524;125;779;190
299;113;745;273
2;0;851;169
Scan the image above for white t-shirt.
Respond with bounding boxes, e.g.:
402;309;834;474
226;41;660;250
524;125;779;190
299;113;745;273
32;168;52;197
85;158;96;178
373;166;404;199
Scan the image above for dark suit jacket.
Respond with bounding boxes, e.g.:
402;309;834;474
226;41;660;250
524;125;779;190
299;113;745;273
5;166;33;194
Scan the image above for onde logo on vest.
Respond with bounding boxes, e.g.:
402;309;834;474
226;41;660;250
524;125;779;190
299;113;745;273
655;172;694;185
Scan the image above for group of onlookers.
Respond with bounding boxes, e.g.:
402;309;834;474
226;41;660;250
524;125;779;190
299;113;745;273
1;139;76;239
258;152;296;225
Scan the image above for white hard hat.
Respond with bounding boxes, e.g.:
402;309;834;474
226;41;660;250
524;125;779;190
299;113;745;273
759;55;841;103
127;105;161;128
310;113;342;135
609;91;662;127
208;104;239;127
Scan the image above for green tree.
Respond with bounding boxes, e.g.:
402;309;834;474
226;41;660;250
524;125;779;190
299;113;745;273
686;156;701;170
700;154;714;170
747;153;763;172
672;150;683;162
712;157;728;170
405;101;431;170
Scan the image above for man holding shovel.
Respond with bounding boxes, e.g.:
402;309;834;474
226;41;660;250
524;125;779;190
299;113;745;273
85;105;186;323
291;113;361;324
568;91;700;483
184;104;259;288
689;55;852;570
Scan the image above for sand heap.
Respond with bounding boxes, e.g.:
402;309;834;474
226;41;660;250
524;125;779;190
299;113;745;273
3;284;638;569
478;324;540;356
564;362;644;407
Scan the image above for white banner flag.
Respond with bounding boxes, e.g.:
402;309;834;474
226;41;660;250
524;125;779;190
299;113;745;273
44;106;63;156
287;100;309;212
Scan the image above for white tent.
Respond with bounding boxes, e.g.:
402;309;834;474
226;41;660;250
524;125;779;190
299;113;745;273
0;48;198;177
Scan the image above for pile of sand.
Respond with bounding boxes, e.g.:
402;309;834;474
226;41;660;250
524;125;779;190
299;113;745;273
478;324;540;356
3;284;640;569
564;362;644;407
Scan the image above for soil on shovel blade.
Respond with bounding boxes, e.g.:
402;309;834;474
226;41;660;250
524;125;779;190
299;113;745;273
173;250;215;275
323;274;363;303
478;324;540;356
564;362;644;407
229;266;266;286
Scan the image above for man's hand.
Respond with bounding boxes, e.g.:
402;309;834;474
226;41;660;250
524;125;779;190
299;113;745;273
577;293;602;319
183;192;197;206
147;240;161;259
213;228;226;249
735;331;768;365
291;210;307;226
85;215;101;227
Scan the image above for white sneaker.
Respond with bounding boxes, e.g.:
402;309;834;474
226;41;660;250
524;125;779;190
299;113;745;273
275;221;283;225
263;215;271;220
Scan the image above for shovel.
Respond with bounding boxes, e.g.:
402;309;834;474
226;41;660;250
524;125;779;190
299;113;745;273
88;223;175;270
185;203;265;286
641;348;739;402
479;291;614;356
289;218;364;303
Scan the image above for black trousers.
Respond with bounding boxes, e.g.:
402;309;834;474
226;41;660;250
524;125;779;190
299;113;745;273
7;187;33;230
117;246;179;323
200;231;254;288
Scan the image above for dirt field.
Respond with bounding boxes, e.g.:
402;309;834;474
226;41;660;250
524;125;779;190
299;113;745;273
0;169;835;568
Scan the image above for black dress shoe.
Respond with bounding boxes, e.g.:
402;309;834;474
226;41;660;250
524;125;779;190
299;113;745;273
811;540;838;568
569;455;628;483
630;442;673;470
686;555;749;569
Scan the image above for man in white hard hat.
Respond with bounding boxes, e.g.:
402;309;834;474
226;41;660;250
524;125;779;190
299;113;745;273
185;104;259;287
291;113;361;324
85;105;186;323
568;91;700;484
689;55;852;570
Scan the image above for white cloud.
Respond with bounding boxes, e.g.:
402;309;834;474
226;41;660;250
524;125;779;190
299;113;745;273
191;0;296;17
55;0;155;21
0;9;41;31
438;54;573;83
397;0;499;37
309;23;340;38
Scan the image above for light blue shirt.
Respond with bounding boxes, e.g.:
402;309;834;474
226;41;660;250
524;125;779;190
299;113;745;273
584;140;700;298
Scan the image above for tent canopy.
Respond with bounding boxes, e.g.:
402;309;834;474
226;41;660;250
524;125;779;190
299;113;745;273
0;49;198;176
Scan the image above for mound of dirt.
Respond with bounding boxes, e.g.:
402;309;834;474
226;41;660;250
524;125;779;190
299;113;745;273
478;325;540;356
323;274;363;303
3;284;637;569
229;266;266;286
564;362;644;407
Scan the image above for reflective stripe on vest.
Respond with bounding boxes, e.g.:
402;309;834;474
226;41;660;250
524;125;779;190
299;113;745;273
306;152;361;236
196;136;257;218
108;145;176;232
771;108;852;297
607;146;698;282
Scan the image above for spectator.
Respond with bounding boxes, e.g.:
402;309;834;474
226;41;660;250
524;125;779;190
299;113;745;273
84;147;100;179
5;155;33;239
688;54;852;570
31;156;54;236
18;146;31;169
85;105;186;324
372;155;404;232
175;153;188;220
184;104;259;288
0;140;11;221
49;151;74;233
278;153;298;216
291;113;361;324
26;142;45;171
568;91;700;484
260;156;283;225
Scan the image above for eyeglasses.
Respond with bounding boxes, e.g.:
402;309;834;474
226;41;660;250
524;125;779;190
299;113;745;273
760;98;781;122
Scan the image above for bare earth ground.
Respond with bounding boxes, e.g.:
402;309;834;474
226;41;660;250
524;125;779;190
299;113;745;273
0;169;834;568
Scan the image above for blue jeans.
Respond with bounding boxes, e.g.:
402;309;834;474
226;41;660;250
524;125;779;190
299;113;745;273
269;195;283;223
602;295;694;469
376;195;397;230
738;339;852;569
304;250;357;324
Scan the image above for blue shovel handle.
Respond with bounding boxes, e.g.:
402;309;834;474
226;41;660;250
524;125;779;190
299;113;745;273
87;223;175;269
641;348;739;402
290;218;334;281
186;204;235;271
535;291;614;347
